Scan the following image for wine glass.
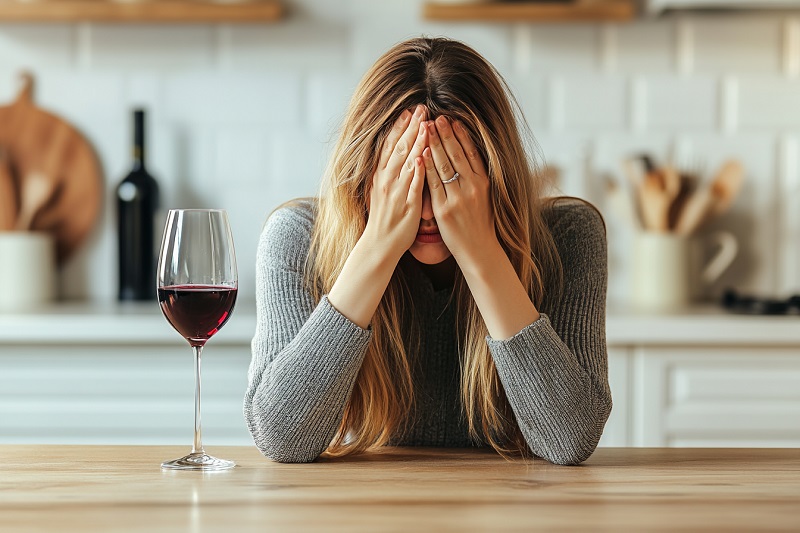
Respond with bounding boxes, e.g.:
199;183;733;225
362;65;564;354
157;209;237;471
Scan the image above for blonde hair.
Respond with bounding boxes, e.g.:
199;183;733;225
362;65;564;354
306;37;562;457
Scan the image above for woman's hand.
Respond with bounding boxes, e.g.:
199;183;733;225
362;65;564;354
363;104;429;262
327;105;428;329
423;116;540;339
422;116;498;267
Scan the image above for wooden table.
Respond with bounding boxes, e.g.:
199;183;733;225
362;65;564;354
1;446;798;532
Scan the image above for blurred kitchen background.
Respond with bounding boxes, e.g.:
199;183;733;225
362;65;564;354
1;0;799;448
1;0;798;304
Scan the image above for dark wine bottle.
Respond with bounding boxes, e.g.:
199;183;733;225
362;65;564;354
116;109;160;301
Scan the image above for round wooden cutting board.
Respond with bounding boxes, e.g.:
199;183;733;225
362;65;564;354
0;73;103;263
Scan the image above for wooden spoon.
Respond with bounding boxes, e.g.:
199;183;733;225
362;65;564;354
0;147;17;231
674;186;713;236
707;159;744;218
674;160;744;236
638;168;678;233
15;171;55;231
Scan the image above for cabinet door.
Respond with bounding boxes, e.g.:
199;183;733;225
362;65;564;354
598;347;630;447
633;347;800;447
0;344;253;445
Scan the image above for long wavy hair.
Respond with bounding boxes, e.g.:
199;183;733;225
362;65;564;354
306;37;562;457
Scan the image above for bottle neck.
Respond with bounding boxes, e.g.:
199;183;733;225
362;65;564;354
132;110;146;171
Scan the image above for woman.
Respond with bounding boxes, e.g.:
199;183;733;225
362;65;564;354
244;37;611;465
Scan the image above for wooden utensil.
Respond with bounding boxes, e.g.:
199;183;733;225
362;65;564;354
15;171;55;231
674;159;744;236
0;147;17;231
638;168;679;233
674;187;713;236
0;73;103;262
707;159;744;218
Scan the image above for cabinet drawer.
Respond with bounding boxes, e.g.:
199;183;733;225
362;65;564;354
0;345;253;445
635;347;800;447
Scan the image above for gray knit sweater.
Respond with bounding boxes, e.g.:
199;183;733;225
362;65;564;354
244;198;611;465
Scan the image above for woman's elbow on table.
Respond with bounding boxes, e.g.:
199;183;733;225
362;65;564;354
249;417;326;464
536;400;612;466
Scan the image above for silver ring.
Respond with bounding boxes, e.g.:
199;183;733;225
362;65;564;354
441;172;460;184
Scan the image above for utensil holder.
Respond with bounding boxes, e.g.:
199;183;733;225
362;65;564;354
0;232;55;311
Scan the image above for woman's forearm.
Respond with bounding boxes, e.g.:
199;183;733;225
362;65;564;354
327;231;402;329
458;241;540;340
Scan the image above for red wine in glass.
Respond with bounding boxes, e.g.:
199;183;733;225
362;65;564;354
158;285;237;347
158;209;237;471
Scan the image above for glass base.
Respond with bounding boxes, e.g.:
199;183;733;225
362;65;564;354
161;452;235;471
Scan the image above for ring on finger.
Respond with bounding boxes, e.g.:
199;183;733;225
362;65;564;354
441;172;460;184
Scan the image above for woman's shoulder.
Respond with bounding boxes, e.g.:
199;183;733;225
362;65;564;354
264;197;318;234
541;196;606;241
540;196;607;264
258;197;319;270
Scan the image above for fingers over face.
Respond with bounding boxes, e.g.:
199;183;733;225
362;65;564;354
385;105;427;175
426;120;458;185
407;156;425;204
422;146;447;205
433;116;469;178
379;108;412;170
452;120;487;177
400;120;428;182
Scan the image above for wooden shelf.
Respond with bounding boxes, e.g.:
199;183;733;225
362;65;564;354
0;0;283;23
423;0;637;22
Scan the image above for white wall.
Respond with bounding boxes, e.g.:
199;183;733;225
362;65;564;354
2;0;799;305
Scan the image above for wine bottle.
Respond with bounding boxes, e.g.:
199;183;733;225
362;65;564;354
116;109;160;301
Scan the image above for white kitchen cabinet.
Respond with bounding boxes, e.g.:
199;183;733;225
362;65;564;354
2;303;799;450
0;344;254;446
598;347;631;447
631;347;800;447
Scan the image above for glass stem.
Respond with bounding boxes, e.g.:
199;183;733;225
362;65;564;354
191;345;204;455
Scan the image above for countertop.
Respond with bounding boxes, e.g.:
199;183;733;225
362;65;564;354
1;300;800;345
2;445;798;532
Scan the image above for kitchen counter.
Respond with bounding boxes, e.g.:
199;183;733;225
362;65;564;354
2;446;798;532
2;301;798;448
1;300;799;345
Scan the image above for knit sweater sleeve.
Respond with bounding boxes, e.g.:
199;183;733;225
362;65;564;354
486;200;612;465
243;201;372;463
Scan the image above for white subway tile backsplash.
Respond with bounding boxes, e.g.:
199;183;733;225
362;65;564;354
693;15;783;74
524;25;601;74
35;71;125;123
562;77;628;131
223;21;348;70
533;133;593;199
629;77;647;133
1;0;798;304
306;72;358;139
165;125;217;205
349;20;423;73
163;72;302;126
268;129;328;193
503;74;546;133
615;20;673;73
89;26;215;70
215;127;271;186
720;76;739;134
739;77;800;129
123;74;162;110
646;76;717;131
0;24;74;70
